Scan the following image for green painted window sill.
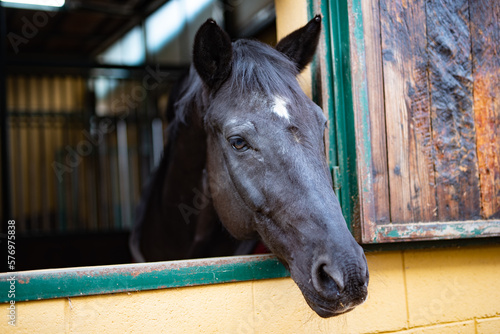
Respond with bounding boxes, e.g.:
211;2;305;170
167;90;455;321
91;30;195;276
0;255;289;303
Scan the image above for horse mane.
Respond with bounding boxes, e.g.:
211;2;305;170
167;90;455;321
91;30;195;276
174;39;304;124
228;39;302;101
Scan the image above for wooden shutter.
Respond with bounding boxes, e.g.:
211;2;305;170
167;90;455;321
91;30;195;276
347;0;500;243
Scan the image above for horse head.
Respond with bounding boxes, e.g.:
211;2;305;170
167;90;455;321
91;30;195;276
191;16;369;318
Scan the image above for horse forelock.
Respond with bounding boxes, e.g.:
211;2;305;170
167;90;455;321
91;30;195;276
173;38;307;126
228;39;303;104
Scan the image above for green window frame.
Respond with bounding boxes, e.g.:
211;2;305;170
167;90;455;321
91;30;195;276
308;0;360;236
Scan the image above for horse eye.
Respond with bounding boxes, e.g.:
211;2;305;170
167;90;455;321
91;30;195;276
228;136;249;152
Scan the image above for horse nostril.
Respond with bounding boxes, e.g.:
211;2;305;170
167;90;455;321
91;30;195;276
319;265;342;292
312;263;345;299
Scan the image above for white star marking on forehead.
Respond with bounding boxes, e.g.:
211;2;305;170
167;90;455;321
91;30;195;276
272;96;290;121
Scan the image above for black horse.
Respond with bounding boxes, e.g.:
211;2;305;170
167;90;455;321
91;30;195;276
130;16;369;318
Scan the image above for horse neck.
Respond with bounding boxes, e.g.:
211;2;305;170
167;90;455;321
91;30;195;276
161;78;208;208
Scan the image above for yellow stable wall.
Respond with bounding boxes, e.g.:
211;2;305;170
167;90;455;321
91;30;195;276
2;245;500;333
275;0;312;99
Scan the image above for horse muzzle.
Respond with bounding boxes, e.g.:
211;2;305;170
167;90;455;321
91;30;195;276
295;249;369;318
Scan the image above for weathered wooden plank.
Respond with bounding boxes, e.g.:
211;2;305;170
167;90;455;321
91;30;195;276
380;0;437;223
360;0;390;226
347;0;374;242
375;220;500;242
426;0;481;221
470;0;500;219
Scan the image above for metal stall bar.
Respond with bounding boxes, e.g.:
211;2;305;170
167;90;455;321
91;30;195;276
96;78;112;230
117;118;131;229
12;77;26;232
25;76;38;232
55;76;68;232
50;75;63;232
85;96;99;231
37;75;50;232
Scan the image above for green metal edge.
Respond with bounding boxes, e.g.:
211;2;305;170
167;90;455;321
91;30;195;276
342;0;371;241
309;0;360;232
309;0;339;171
328;0;359;231
0;255;289;303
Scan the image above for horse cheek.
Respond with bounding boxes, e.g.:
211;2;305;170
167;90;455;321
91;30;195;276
206;142;256;240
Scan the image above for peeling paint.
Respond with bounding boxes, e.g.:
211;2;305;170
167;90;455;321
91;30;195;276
0;255;289;303
376;220;500;242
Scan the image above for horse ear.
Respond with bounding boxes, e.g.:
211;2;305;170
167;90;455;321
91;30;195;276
193;19;232;91
275;15;321;72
